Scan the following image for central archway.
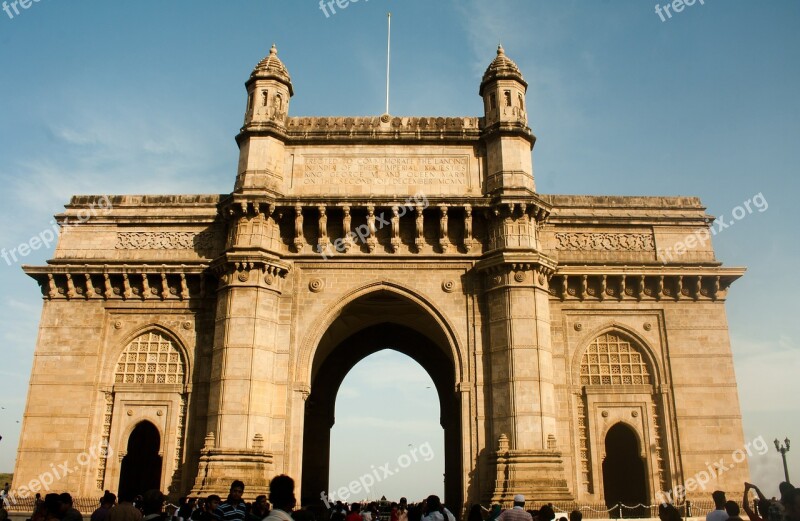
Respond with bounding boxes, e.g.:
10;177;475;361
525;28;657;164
300;289;462;508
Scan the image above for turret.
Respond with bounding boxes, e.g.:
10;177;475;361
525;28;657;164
480;46;536;195
236;45;293;195
243;44;293;127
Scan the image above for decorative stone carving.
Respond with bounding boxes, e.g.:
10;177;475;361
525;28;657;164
309;278;324;293
116;231;217;251
442;280;456;293
554;232;655;252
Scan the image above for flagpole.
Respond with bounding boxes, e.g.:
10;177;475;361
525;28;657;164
386;12;391;115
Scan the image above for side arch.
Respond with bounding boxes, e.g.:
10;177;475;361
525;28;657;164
295;279;466;387
103;324;192;390
569;322;663;389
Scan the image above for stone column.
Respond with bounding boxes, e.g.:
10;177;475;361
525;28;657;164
478;250;571;504
192;203;290;497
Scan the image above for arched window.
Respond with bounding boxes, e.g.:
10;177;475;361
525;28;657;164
115;331;185;385
580;332;650;386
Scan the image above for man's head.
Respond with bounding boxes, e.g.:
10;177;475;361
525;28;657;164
569;510;582;521
426;496;442;514
59;493;73;513
101;491;117;507
513;495;525;508
229;480;245;503
206;495;221;512
539;504;556;521
142;490;165;516
44;494;61;518
268;475;296;511
780;483;795;502
725;501;740;517
712;491;727;509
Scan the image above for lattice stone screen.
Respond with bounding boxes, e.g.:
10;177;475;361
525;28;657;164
580;332;650;386
115;331;185;384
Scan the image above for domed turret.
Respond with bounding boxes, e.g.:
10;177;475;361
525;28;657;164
479;46;536;195
243;44;293;126
480;45;528;128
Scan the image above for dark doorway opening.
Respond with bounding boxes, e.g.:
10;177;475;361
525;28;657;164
603;423;648;518
118;421;162;500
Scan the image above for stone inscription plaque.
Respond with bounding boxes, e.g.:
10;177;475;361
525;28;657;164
298;155;469;187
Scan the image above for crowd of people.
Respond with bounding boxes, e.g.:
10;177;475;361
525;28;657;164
5;477;800;521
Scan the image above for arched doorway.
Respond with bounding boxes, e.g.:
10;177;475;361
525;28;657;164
301;290;461;508
603;423;647;517
119;421;162;499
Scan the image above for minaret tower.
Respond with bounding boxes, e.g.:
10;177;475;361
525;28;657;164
235;44;293;196
480;45;536;195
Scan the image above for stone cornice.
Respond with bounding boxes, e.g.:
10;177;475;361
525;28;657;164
23;263;215;301
550;267;745;302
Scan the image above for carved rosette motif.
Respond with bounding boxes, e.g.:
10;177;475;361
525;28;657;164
554;232;655;252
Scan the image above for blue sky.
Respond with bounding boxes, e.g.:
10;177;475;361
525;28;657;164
0;0;798;502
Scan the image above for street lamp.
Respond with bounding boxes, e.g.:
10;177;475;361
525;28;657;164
775;438;791;482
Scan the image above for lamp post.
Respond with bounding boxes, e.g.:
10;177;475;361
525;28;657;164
775;438;791;482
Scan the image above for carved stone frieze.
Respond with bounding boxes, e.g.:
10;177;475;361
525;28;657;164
116;231;218;251
554;232;655;252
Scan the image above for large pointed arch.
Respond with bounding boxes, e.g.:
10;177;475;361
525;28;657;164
295;279;466;387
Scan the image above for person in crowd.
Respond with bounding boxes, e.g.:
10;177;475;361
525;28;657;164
486;505;501;521
109;490;143;521
658;504;682;521
725;501;744;521
496;495;531;521
248;496;270;521
538;504;555;521
421;495;454;521
467;504;484;521
199;496;221;521
406;506;422;521
568;510;582;521
217;481;247;521
178;498;196;521
192;500;206;521
61;493;84;521
780;483;796;510
92;491;118;521
786;488;800;521
263;475;296;521
31;493;47;521
707;492;728;521
141;490;165;521
397;499;408;521
44;494;63;521
743;482;771;521
330;502;346;521
346;505;361;521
